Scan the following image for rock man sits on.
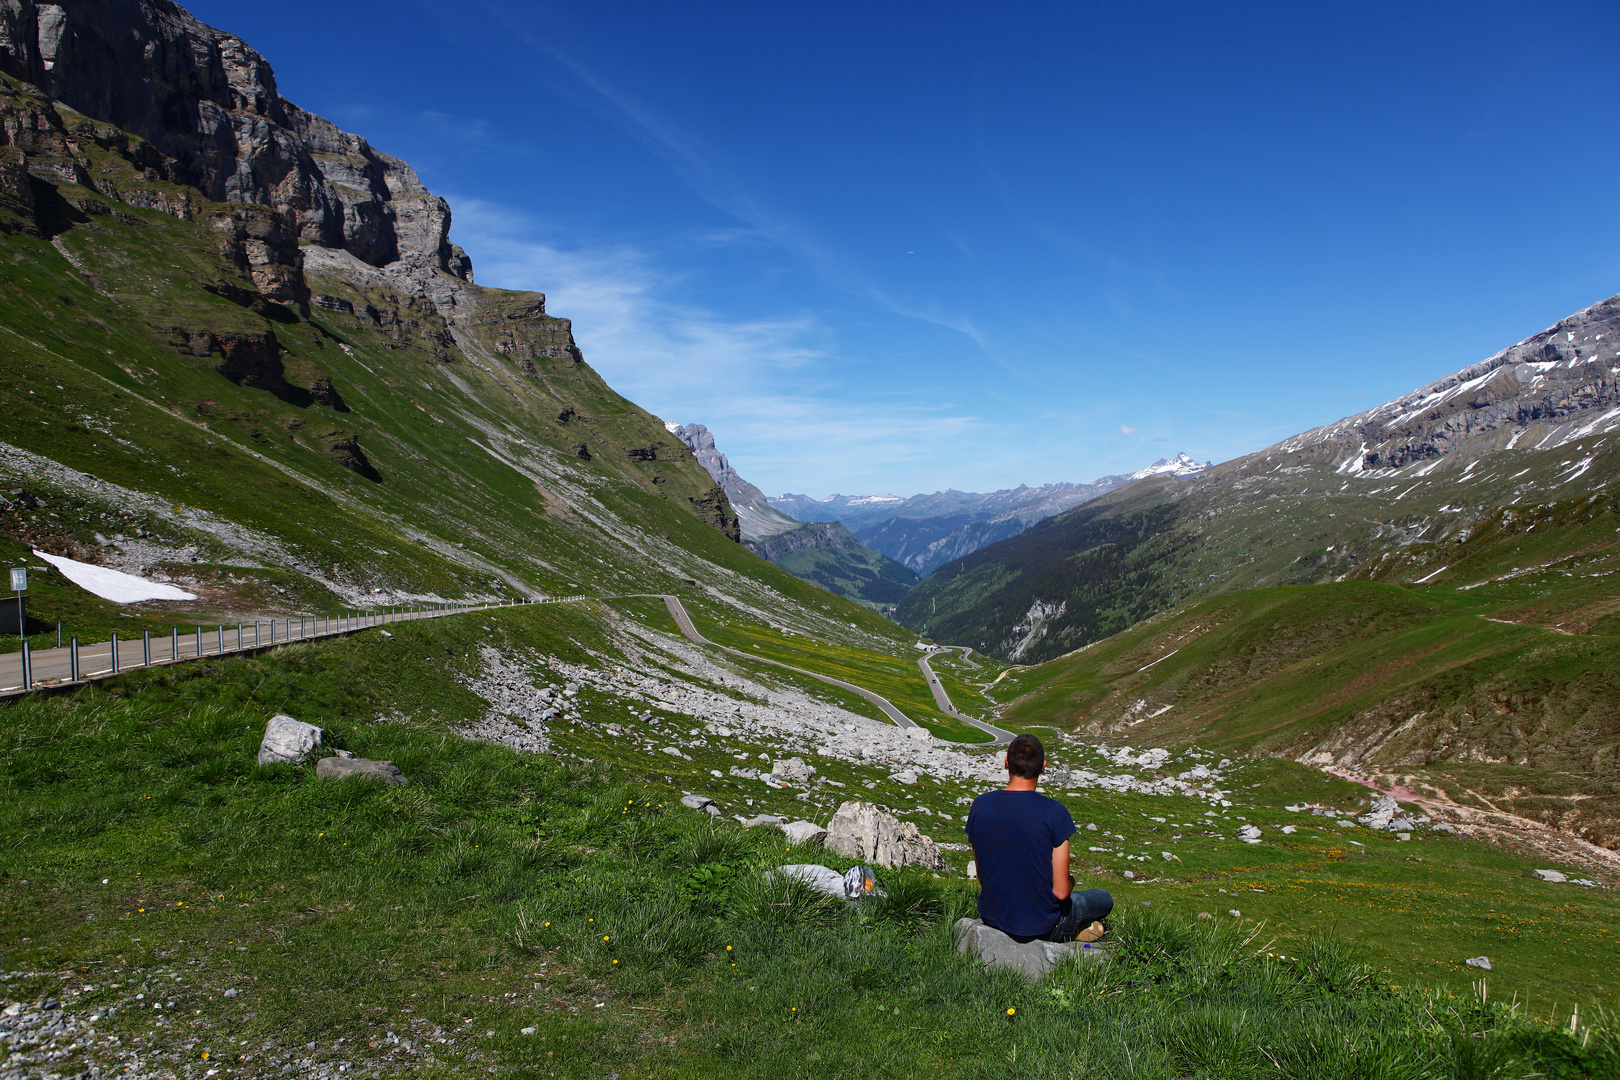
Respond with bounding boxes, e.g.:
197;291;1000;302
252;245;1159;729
966;733;1112;943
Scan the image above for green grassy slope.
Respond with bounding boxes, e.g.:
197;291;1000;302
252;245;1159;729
991;577;1620;847
2;607;1616;1079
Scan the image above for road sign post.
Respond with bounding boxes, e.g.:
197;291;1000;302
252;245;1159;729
8;567;25;639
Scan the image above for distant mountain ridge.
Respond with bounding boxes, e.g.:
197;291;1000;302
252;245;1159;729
670;422;917;608
771;453;1210;576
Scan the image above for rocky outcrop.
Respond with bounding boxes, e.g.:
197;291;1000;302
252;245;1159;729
672;423;770;508
0;0;472;278
312;428;380;482
687;485;741;542
824;800;945;870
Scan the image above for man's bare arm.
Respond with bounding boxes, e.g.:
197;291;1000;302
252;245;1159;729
1051;840;1072;900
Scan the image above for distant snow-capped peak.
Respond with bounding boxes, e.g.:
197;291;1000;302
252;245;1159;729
1130;452;1211;480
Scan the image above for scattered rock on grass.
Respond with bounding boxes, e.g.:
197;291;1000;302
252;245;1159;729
1237;825;1262;844
1532;869;1568;883
315;757;408;786
680;794;714;810
1465;956;1492;970
825;801;945;870
1359;796;1398;830
257;714;323;765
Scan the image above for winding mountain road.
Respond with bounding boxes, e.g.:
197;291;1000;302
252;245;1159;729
917;646;1015;745
638;593;927;733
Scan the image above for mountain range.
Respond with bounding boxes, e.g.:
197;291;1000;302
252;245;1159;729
898;294;1620;662
772;452;1211;576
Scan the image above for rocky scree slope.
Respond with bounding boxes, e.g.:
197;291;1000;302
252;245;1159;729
673;422;916;608
900;293;1620;663
0;0;906;652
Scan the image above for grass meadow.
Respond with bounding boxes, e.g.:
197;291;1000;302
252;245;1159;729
1;605;1616;1078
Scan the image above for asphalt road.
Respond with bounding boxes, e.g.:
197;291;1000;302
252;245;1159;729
643;592;927;732
917;647;1015;745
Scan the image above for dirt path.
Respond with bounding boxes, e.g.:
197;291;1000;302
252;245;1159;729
1324;765;1619;880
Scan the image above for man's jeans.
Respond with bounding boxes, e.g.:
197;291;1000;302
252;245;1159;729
1007;888;1114;943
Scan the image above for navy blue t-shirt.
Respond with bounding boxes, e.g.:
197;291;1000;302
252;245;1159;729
965;789;1077;937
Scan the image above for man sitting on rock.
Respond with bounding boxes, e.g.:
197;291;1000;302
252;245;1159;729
966;733;1112;943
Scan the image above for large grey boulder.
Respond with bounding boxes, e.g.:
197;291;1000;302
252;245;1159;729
315;757;408;786
825;801;945;870
257;715;323;765
954;919;1103;982
680;794;715;811
782;820;828;846
771;757;816;784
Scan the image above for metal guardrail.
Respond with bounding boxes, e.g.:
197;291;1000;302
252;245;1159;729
0;596;581;697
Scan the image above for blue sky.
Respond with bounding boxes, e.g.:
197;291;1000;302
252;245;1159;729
193;0;1618;498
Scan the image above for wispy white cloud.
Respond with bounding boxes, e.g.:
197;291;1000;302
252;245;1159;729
453;199;985;495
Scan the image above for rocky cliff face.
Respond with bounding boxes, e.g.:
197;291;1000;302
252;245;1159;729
0;0;471;278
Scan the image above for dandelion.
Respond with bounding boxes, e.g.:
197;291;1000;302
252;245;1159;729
543;922;550;928
726;945;733;952
1007;1008;1016;1016
603;936;610;942
201;1051;209;1060
611;960;618;965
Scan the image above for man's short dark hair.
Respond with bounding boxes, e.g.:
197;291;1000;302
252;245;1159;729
1007;733;1045;779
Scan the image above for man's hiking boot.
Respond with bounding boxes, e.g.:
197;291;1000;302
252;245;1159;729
1074;921;1106;943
